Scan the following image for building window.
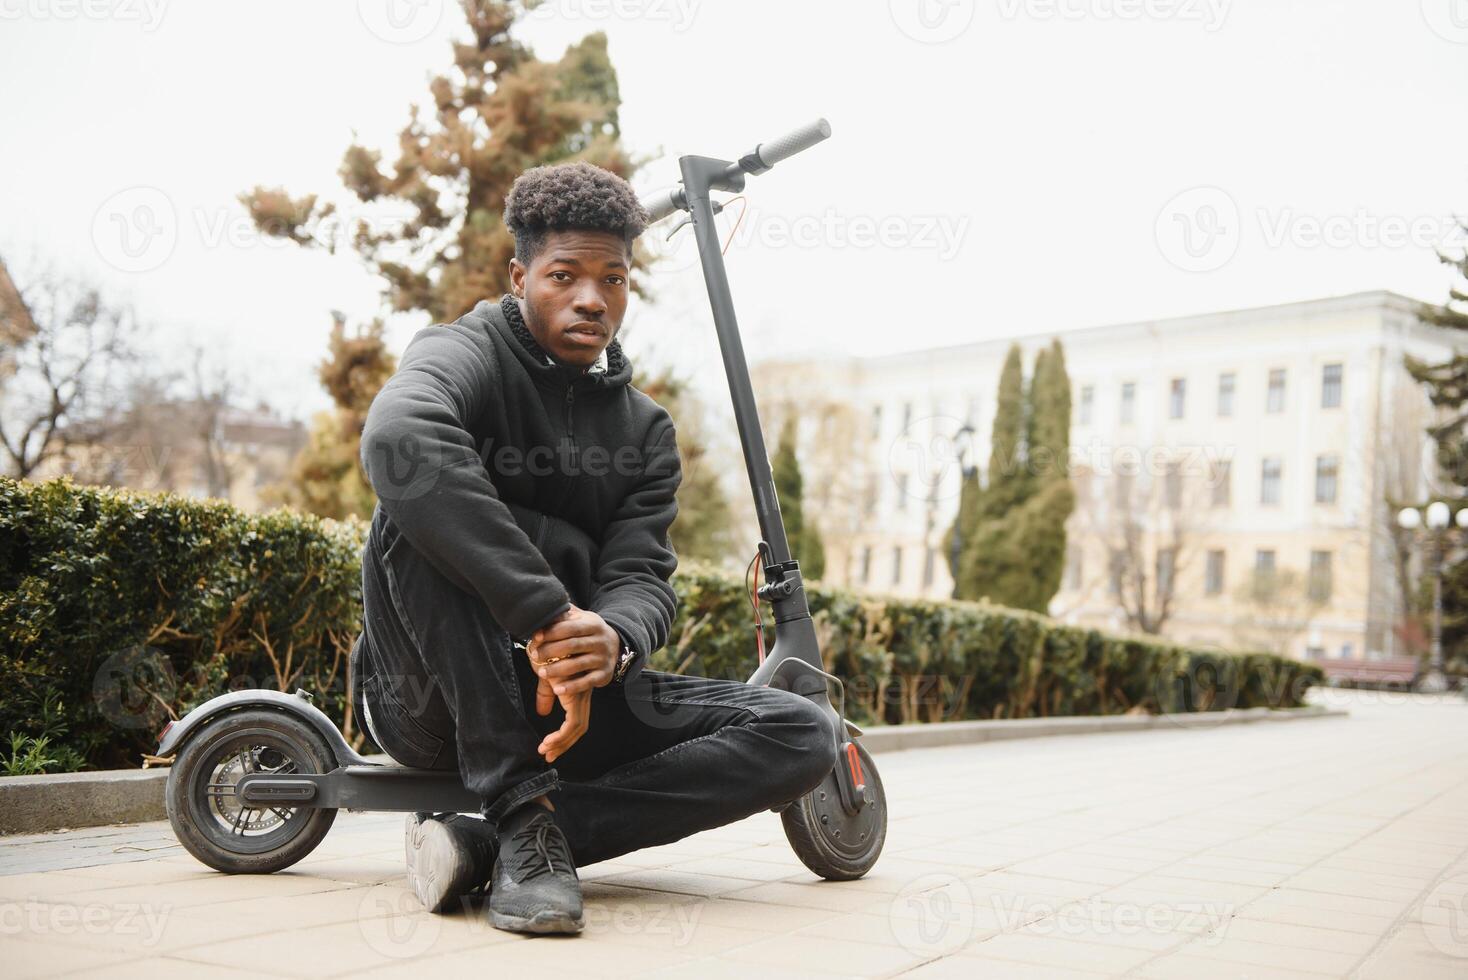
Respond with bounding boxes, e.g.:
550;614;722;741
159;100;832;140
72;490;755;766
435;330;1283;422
1217;372;1235;417
922;546;936;589
870;404;883;439
860;546;872;584
1305;646;1326;659
1078;385;1094;426
1120;382;1136;425
1064;544;1083;591
1266;368;1287;413
901;401;912;433
1321;363;1343;409
1211;460;1232;508
1108;548;1125;597
1169;378;1187;420
895;472;909;511
1309;550;1333;603
1164;460;1183;509
1156;548;1176;596
891;546;903;586
1315;455;1339;505
1252;548;1276;598
864;476;878;518
1260;457;1282;505
1205;550;1225;595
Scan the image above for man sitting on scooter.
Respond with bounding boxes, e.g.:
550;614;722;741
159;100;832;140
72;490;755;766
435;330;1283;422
354;160;838;935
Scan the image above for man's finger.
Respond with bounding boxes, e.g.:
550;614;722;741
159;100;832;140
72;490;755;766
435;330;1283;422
535;651;603;680
538;693;589;762
550;668;611;697
535;673;556;717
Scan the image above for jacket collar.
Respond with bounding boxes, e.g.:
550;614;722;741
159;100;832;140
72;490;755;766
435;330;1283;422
486;293;632;391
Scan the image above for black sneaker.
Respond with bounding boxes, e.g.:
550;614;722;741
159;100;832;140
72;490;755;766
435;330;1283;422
404;812;498;914
487;801;584;934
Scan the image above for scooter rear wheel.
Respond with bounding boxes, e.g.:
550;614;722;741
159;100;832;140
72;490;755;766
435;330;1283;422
781;740;886;880
166;708;338;874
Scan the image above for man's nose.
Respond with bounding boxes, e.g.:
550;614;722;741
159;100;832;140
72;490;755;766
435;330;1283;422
573;286;607;318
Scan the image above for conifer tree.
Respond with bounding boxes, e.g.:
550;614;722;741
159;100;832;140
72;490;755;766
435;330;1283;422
772;416;826;581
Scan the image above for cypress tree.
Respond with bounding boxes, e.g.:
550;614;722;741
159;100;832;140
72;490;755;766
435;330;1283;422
773;416;826;581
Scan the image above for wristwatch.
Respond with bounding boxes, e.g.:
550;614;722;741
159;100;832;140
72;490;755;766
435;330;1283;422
611;639;638;683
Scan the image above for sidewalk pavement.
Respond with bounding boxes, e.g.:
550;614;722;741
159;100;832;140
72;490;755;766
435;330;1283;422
1;689;1465;979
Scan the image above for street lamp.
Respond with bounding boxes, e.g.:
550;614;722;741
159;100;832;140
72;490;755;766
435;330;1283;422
1396;502;1464;693
949;422;976;599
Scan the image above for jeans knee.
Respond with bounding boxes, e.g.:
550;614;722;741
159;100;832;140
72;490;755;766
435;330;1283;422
769;690;839;794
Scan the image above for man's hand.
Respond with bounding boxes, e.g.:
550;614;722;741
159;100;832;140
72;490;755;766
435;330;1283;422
525;603;620;763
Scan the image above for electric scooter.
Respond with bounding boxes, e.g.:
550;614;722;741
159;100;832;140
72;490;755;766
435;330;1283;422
158;118;887;883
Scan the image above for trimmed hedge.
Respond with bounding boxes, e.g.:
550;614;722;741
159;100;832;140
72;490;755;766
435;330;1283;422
1;478;1322;771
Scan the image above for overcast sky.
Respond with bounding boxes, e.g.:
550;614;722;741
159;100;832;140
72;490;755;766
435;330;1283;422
1;0;1465;422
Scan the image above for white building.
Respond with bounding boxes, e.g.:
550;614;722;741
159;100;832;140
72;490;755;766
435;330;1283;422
751;291;1462;661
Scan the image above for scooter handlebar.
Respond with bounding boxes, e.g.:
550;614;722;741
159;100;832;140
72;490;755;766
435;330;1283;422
640;117;832;225
752;117;832;169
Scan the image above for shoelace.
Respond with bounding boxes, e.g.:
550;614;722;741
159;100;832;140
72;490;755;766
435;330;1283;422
510;818;575;883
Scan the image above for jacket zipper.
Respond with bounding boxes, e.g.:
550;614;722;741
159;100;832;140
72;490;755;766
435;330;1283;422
559;383;580;511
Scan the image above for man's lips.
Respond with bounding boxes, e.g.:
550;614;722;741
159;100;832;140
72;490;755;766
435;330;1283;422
564;322;606;345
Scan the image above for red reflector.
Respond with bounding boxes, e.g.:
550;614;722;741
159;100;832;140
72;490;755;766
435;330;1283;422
158;720;175;745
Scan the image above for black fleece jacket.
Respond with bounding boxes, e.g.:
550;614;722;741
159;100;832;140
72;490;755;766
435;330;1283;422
359;293;681;681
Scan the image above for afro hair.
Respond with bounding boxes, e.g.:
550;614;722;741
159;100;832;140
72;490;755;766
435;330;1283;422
502;161;650;265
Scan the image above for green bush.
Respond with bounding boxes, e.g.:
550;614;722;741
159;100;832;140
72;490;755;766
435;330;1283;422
0;478;1322;771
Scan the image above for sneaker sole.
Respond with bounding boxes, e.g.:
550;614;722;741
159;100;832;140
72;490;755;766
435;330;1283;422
489;909;585;935
404;814;477;914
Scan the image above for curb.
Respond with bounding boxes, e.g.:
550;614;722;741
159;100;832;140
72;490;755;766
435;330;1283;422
0;705;1344;836
856;704;1346;754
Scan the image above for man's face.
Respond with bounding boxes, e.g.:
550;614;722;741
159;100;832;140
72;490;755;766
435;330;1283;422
509;229;630;369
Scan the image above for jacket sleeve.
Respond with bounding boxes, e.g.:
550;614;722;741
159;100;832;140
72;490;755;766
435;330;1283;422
359;324;571;640
588;418;681;680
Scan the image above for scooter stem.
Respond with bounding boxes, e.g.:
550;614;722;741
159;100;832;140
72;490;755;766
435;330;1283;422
677;154;822;687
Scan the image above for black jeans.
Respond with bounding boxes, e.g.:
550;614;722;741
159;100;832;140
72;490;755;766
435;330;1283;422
356;512;839;867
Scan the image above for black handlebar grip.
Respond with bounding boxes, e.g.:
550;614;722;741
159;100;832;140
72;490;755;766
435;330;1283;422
642;185;684;226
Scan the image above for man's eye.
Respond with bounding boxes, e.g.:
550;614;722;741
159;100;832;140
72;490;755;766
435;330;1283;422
550;271;572;281
606;276;625;286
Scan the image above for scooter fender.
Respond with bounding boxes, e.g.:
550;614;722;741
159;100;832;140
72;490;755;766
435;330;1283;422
156;689;373;768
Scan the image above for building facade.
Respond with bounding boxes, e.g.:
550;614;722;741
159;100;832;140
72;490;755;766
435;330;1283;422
751;291;1461;661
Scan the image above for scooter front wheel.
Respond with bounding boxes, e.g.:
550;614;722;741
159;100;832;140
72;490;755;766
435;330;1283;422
165;708;338;874
781;740;886;880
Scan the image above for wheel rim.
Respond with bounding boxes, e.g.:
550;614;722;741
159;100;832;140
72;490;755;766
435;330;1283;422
807;745;885;861
189;726;320;856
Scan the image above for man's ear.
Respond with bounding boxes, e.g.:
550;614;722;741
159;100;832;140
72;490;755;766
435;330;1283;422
508;257;526;298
